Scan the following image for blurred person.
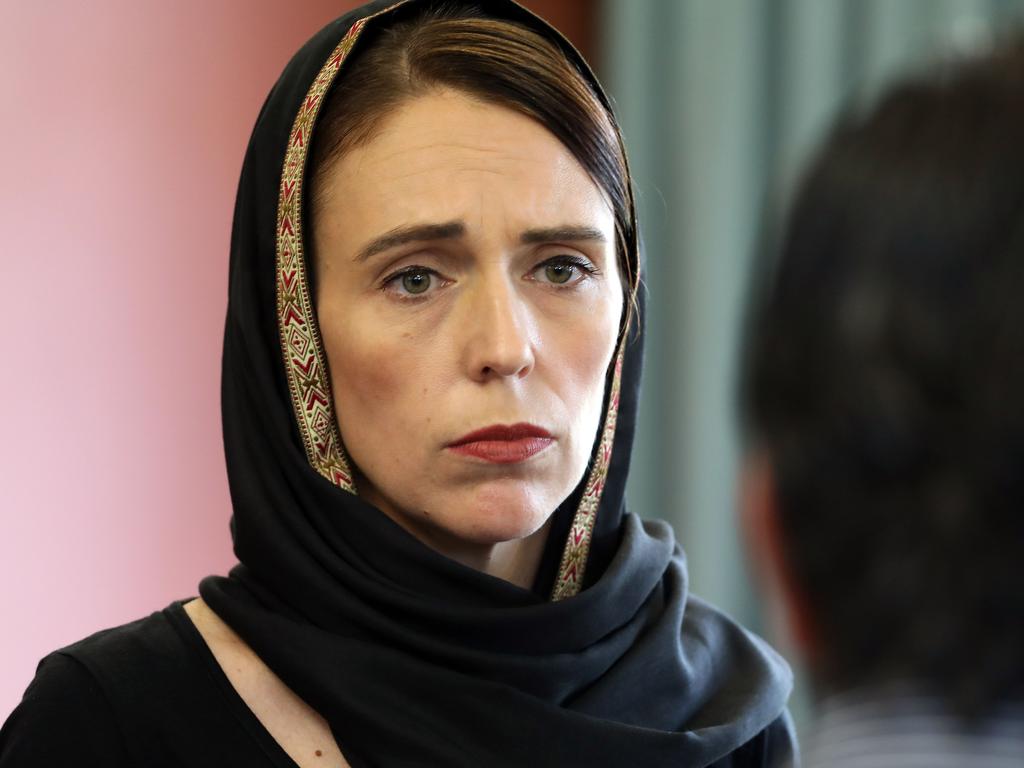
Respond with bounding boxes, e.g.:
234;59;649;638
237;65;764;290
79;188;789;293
742;32;1024;768
0;1;795;766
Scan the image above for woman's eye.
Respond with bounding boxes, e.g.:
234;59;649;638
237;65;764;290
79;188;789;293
383;267;441;299
401;271;431;294
532;256;596;287
544;263;575;284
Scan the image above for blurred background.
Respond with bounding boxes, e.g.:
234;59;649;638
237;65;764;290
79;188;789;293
3;0;1024;736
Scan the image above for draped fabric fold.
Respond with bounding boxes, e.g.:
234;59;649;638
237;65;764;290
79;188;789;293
200;1;792;764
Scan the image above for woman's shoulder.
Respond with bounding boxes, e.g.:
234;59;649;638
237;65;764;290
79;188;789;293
0;647;130;766
52;600;194;672
0;601;195;766
0;600;290;767
24;600;205;716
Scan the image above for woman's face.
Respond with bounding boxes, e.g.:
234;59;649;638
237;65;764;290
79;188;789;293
313;89;622;560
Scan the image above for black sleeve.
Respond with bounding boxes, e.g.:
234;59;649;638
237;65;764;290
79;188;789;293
0;653;132;767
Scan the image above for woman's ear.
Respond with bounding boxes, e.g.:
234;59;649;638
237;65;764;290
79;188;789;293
739;449;819;664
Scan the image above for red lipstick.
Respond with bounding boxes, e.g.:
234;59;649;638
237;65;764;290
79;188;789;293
447;423;554;464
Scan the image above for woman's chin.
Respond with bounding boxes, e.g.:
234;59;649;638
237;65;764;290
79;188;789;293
361;473;567;549
449;480;560;542
390;483;556;551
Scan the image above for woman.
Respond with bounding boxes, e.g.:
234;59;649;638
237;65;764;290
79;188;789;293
0;1;794;765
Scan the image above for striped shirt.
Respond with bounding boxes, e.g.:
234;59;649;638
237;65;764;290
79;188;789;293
800;687;1024;768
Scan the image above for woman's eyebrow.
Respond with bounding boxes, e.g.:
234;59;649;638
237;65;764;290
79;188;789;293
353;223;607;262
520;226;607;244
354;221;465;262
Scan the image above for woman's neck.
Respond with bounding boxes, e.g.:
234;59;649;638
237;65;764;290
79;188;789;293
450;518;552;588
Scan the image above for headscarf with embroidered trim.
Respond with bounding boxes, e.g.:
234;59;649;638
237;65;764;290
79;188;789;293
200;1;795;765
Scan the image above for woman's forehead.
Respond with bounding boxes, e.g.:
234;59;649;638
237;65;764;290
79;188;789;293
313;90;615;242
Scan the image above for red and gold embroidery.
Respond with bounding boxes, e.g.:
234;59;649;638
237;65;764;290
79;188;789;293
551;346;624;601
276;18;374;492
276;4;629;600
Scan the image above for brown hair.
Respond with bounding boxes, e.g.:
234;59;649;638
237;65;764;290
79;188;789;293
308;3;636;299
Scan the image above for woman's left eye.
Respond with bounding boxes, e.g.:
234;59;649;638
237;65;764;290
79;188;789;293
530;256;597;287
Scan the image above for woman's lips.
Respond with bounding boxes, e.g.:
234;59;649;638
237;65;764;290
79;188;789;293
447;423;554;464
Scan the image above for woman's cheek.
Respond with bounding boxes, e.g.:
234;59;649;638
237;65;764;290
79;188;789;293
332;334;403;414
560;301;620;383
329;323;449;449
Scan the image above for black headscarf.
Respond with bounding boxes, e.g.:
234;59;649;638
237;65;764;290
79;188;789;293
200;1;794;765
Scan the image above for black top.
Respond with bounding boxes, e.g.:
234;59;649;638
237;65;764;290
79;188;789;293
0;601;794;767
0;602;297;767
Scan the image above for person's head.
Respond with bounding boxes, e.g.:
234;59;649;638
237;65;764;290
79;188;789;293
741;37;1024;716
306;4;634;574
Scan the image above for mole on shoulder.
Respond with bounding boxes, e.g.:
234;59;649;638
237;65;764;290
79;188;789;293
315;749;323;757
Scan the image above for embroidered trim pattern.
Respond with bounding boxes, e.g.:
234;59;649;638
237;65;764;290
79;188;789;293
276;19;378;492
551;345;625;601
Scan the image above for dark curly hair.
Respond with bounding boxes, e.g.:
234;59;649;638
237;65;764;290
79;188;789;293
742;36;1024;717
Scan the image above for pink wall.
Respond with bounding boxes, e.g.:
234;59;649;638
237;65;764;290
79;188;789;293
0;0;360;718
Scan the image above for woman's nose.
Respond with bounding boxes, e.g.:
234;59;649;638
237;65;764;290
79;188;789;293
461;277;535;383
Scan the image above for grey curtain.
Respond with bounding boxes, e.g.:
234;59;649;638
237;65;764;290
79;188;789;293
598;0;1024;731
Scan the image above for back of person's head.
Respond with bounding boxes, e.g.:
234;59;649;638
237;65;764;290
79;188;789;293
742;36;1024;719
